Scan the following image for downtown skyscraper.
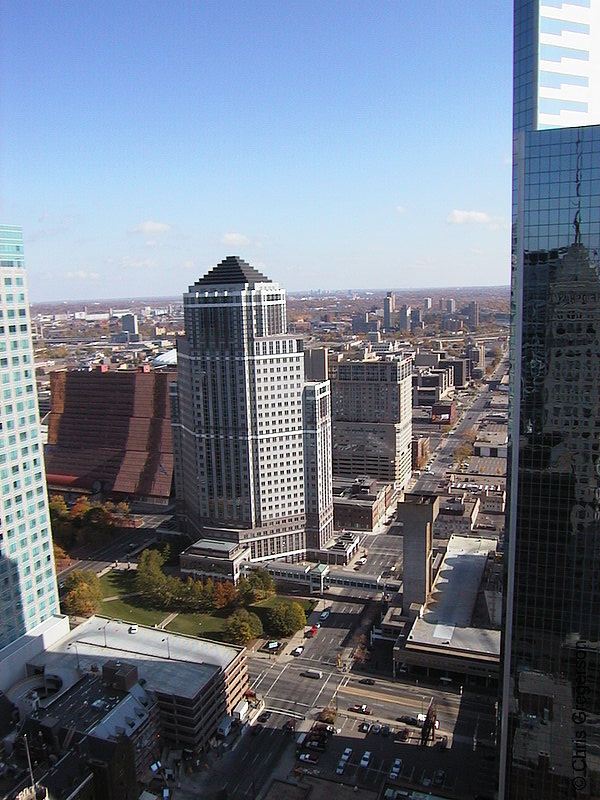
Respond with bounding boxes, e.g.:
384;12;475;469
171;256;308;562
0;226;59;648
500;2;600;798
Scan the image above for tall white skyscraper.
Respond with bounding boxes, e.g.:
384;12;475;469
0;225;59;648
171;256;306;562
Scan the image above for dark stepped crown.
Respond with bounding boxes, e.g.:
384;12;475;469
194;256;271;287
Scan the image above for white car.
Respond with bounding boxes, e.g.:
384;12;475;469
292;646;304;656
320;610;330;621
360;751;371;768
389;757;403;780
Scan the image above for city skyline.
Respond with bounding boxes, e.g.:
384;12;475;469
1;2;512;302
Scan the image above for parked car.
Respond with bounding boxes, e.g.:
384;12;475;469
398;727;410;741
398;715;418;726
340;747;353;762
360;751;372;768
350;704;372;714
389;757;403;780
381;724;391;737
358;722;371;733
299;753;318;763
434;769;446;786
292;646;304;656
336;760;346;775
372;722;381;735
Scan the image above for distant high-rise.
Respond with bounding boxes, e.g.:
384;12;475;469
445;298;456;314
331;356;412;488
398;304;411;333
121;313;139;335
500;2;600;797
423;297;432;311
467;300;479;329
383;291;395;331
0;226;59;648
171;256;306;562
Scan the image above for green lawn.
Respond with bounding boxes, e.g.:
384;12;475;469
166;611;229;641
99;569;137;599
98;597;166;627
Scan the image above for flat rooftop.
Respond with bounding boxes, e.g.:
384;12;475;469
30;617;244;701
406;535;500;660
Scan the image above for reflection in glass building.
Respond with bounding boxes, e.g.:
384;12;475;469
500;2;600;798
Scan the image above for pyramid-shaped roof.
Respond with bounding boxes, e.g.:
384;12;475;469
194;256;271;287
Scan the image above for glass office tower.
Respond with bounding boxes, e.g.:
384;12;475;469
501;2;600;798
0;226;60;648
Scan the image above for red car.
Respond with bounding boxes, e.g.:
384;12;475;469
349;704;372;715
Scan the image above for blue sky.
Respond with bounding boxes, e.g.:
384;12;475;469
0;1;512;302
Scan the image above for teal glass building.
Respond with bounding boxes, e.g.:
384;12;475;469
501;1;600;797
0;226;59;649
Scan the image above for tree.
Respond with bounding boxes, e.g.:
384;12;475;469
224;608;263;645
49;495;69;520
213;582;228;610
63;569;102;616
70;497;91;524
224;615;253;646
265;601;306;637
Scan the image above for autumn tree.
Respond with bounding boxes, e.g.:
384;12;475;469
62;569;102;616
224;609;263;645
265;601;306;636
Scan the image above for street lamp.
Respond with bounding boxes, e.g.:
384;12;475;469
68;642;81;670
98;621;108;647
162;637;171;659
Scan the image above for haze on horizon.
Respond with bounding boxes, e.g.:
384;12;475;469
0;2;512;303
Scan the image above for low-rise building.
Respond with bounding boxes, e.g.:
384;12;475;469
180;538;251;585
332;476;394;532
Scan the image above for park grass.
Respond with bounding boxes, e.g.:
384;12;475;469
165;611;229;641
98;597;165;627
99;569;137;599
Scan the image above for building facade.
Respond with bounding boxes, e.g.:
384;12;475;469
303;379;334;550
500;2;600;798
331;356;412;489
0;225;59;648
171;256;306;562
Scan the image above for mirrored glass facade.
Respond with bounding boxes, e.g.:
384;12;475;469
0;226;60;648
501;2;600;798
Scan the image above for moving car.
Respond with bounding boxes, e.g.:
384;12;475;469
259;711;271;723
292;646;304;656
320;609;330;621
359;678;375;685
349;704;371;714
